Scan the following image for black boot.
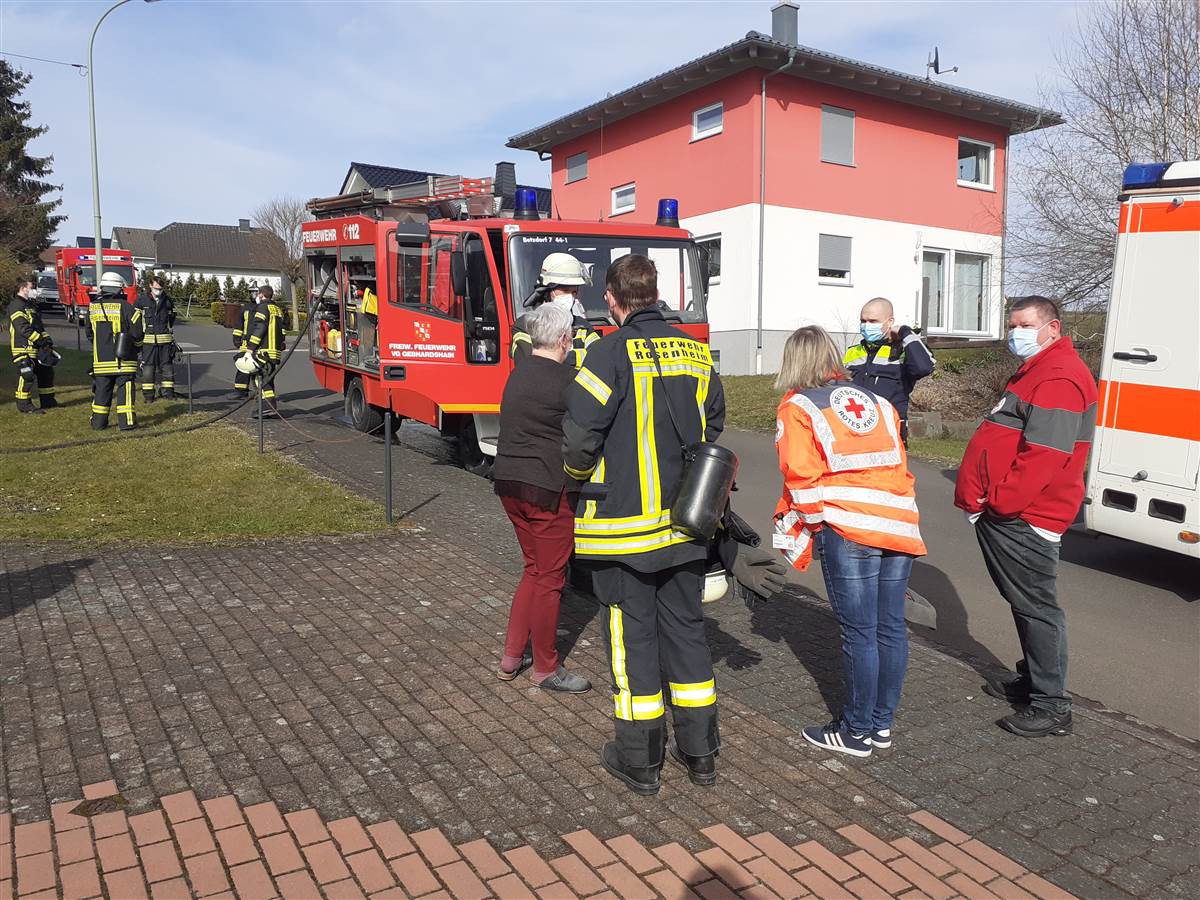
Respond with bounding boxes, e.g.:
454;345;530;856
91;416;108;430
999;706;1072;737
668;742;717;786
161;389;179;400
601;741;661;796
983;672;1031;705
39;397;59;410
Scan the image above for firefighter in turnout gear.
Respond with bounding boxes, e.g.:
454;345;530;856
245;285;285;416
9;277;57;413
562;254;726;796
88;272;145;430
134;276;178;401
512;252;599;370
231;292;258;397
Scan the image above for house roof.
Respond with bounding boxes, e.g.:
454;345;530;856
111;226;157;259
342;161;553;214
76;236;112;249
507;32;1063;153
38;246;65;267
153;222;285;272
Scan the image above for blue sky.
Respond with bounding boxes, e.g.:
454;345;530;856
1;0;1083;244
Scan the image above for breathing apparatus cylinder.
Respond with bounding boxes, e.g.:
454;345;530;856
114;331;136;361
670;442;739;540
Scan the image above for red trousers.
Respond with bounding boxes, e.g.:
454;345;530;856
500;492;575;676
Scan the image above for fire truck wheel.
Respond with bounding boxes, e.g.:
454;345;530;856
345;378;384;433
457;420;493;478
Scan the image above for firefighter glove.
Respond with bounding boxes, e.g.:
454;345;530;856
729;543;789;607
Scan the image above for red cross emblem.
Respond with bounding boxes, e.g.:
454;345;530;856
843;397;867;419
830;386;879;433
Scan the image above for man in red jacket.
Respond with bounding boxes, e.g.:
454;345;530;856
955;296;1097;738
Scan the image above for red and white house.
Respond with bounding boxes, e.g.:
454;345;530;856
508;2;1062;374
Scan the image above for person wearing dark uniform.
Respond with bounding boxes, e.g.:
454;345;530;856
511;252;599;370
562;254;725;796
9;277;57;414
842;297;934;444
134;276;178;401
231;293;258;397
245;285;285;415
89;272;144;430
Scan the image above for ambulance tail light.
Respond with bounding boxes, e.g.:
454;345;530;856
1122;162;1172;190
656;198;680;228
1179;531;1199;545
513;188;540;221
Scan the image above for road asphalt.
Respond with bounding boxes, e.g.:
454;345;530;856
44;314;1200;738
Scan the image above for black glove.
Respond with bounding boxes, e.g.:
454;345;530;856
34;336;52;349
729;543;790;608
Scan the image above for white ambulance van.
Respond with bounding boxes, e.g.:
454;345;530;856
1085;160;1200;558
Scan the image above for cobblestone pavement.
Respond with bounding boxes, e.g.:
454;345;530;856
2;413;1198;899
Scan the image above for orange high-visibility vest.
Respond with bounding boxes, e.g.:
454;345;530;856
774;381;926;570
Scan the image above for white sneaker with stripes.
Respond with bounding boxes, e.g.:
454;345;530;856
802;720;873;758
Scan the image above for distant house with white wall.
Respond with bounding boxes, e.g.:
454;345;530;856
108;220;286;293
506;1;1062;374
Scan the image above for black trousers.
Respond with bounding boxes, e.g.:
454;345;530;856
92;373;136;429
15;360;55;408
140;344;175;396
975;516;1069;713
592;558;718;767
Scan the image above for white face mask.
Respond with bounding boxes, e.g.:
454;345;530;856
549;292;575;313
1008;322;1048;360
151;289;162;298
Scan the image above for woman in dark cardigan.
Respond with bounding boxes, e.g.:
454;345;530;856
493;304;591;693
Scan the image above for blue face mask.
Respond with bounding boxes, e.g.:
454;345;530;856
860;322;885;343
1007;324;1046;360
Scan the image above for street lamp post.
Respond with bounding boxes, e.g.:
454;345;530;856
87;0;158;286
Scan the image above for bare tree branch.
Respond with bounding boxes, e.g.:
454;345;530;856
1006;0;1199;310
253;196;312;325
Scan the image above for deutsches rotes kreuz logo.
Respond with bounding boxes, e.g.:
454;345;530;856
830;386;878;432
775;418;785;443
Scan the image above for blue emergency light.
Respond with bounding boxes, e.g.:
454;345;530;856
656;198;680;228
1122;162;1172;190
513;187;540;221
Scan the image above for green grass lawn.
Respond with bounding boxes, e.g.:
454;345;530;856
1;348;388;543
722;374;967;463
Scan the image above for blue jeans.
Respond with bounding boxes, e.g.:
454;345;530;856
817;527;914;735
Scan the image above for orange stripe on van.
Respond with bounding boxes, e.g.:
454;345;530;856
1119;200;1200;234
1096;379;1200;441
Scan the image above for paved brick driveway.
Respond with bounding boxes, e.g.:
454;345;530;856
1;411;1197;899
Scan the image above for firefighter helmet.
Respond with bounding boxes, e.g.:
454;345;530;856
234;351;261;375
99;271;126;293
538;252;589;287
701;566;730;604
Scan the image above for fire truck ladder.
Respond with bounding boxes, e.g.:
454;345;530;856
307;176;496;221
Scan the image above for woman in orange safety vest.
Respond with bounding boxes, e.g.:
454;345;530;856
773;325;926;759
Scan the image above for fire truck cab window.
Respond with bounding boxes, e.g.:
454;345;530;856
463;236;501;364
394;237;463;319
508;234;707;324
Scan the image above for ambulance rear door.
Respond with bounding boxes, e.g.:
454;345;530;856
1095;186;1200;491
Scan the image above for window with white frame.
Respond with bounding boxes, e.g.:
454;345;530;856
565;151;588;184
818;234;852;284
957;138;994;189
696;234;721;283
923;248;992;334
611;182;636;215
692;102;724;141
821;105;855;166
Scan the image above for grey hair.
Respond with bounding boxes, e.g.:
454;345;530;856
526;302;573;350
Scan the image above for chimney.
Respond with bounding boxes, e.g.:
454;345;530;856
493;161;517;212
238;218;250;232
771;1;798;45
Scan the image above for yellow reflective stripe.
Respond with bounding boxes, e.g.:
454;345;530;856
609;607;631;720
565;462;594;480
634;373;660;514
574;366;612;405
91;404;109;414
510;331;531;357
695;370;708;438
575;528;694;555
669;679;716;708
583;458;605;520
574;509;672;534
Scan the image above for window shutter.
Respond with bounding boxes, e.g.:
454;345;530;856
566;152;588;183
819;234;852;272
821;106;855;165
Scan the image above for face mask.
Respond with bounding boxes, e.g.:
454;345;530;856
859;323;885;343
549;293;575;313
151;289;162;298
1007;324;1046;360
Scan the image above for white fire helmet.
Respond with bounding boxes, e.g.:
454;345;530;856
701;567;730;604
99;272;126;292
538;252;589;287
234;351;261;375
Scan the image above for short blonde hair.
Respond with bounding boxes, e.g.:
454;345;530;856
774;326;846;392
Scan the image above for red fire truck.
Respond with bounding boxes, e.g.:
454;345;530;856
301;174;711;473
55;247;137;323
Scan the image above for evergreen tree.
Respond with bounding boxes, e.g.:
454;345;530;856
223;275;235;299
234;277;249;300
0;60;64;270
183;273;197;297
